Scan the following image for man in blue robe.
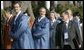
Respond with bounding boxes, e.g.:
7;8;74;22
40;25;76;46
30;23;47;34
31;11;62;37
32;7;50;49
9;2;34;49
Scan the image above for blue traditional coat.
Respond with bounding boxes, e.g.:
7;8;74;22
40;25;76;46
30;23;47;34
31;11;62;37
9;12;34;49
32;16;50;49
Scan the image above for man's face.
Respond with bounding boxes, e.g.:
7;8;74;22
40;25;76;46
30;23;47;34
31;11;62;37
61;13;68;21
39;8;46;16
50;13;55;19
14;3;21;13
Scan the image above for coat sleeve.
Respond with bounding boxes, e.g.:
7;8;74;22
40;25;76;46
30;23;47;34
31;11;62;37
55;24;60;46
74;22;82;45
9;15;30;39
32;20;49;39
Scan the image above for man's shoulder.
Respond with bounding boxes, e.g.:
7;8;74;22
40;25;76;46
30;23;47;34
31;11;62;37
69;20;78;25
36;16;49;22
44;17;49;22
56;21;64;27
21;13;29;19
56;20;61;23
41;17;49;24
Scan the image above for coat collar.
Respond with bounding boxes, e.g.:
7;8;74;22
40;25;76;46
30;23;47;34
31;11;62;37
15;12;23;22
15;11;22;21
38;16;45;22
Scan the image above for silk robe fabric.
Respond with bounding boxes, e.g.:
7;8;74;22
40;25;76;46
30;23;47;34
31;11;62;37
32;17;50;49
9;12;34;49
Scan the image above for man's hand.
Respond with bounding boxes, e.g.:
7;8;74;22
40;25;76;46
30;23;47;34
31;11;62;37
79;44;81;48
10;38;13;42
56;46;60;49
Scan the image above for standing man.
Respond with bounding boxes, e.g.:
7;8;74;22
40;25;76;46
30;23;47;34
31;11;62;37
9;2;34;49
73;12;83;48
32;7;50;49
55;11;82;49
49;11;60;49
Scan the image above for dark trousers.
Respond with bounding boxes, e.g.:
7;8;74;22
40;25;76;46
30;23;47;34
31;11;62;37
63;45;71;49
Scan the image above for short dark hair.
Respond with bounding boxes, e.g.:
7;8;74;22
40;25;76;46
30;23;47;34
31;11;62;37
13;1;21;7
73;12;80;17
64;11;69;15
60;11;69;17
4;7;12;14
50;11;55;14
